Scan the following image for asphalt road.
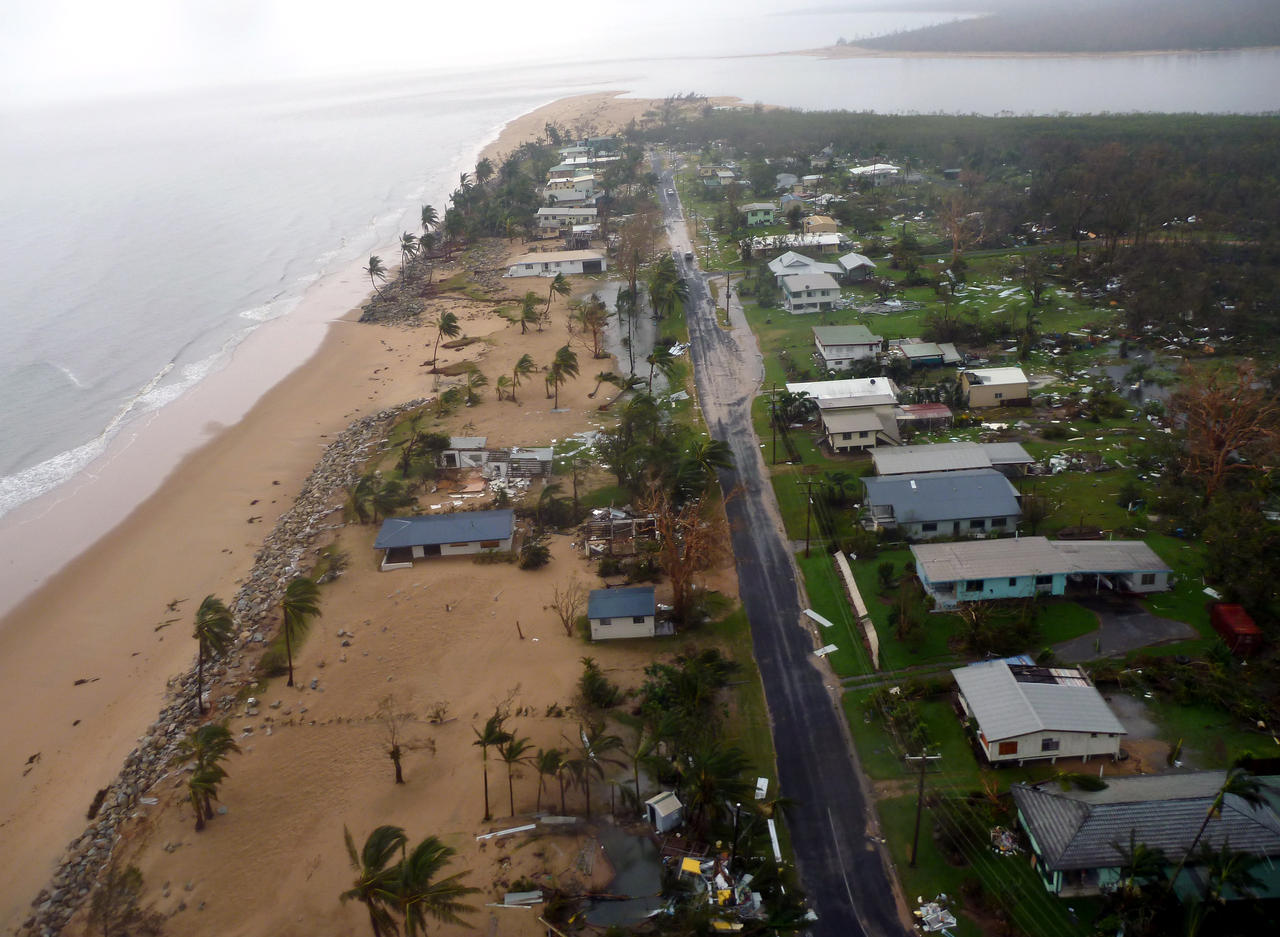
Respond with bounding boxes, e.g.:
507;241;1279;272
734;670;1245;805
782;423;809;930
656;163;906;936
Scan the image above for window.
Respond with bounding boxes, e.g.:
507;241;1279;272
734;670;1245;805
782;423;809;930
841;432;852;440
1141;573;1157;585
480;540;501;549
858;431;869;438
632;616;647;624
598;617;611;626
965;579;984;592
1035;574;1053;586
994;392;1004;399
970;519;986;530
998;741;1018;756
921;522;938;533
992;518;1007;528
1041;738;1061;753
1009;577;1018;586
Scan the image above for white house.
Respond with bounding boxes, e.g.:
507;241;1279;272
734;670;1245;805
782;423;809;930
813;324;883;369
767;250;843;284
961;367;1031;408
848;163;901;186
786;378;901;452
506;250;606;277
781;272;841;314
587;586;657;640
438;436;489;470
952;659;1126;766
837;252;877;281
374;509;515;570
752;232;846;255
535;206;598;230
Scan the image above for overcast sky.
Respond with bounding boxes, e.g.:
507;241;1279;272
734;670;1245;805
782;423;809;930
2;0;860;102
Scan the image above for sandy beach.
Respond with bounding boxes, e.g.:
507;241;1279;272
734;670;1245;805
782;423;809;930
0;91;725;935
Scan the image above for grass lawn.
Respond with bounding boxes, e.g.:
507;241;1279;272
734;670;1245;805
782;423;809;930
1039;601;1100;646
849;549;965;672
1144;698;1278;769
1140;533;1212;636
795;550;873;677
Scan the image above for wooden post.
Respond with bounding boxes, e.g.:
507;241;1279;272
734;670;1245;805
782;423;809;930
905;752;941;868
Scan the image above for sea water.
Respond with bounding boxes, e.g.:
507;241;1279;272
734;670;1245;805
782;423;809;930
0;11;1277;524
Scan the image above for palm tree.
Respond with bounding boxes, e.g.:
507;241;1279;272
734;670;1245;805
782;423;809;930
1168;767;1264;893
399;232;418;274
545;272;570;327
547;345;580;409
588;371;616;398
679;741;754;836
645;345;676;393
419;204;439;235
495;374;512;401
472;710;512;821
497;735;533;817
567;723;624;818
365;256;387;298
342;825;407;937
429;310;461;365
280;575;322;688
510;353;536;402
519;291;541;334
344;472;379;524
462;366;487;405
192;595;234;715
533;748;563;813
474;158;494;186
397;836;478;937
620;720;658;812
177;723;240;830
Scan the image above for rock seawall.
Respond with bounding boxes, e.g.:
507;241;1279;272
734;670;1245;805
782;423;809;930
20;400;425;937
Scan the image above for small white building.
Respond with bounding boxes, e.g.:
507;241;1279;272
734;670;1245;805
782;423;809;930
587;586;657;640
506;250;606;277
374;509;515;570
781;272;840;314
952;659;1126;765
438;436;489;470
645;791;684;833
751;232;846;255
813;324;883;369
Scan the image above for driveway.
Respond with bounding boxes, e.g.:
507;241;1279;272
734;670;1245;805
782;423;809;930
658;157;906;937
1053;596;1198;662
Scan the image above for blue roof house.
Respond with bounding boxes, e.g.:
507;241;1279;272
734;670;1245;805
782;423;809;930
861;468;1021;540
374;509;515;570
587;586;657;641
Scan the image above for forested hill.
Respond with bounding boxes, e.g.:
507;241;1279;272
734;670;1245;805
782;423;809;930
855;0;1280;54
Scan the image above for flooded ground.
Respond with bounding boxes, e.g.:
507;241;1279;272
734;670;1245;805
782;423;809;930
585;823;666;926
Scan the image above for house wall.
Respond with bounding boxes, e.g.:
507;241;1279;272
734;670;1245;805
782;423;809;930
745;210;774;226
1117;570;1171;594
922;570;1062;608
816;341;879;369
964;378;1031;409
589;614;656;641
977;724;1123;764
509;257;604;276
437;536;514;557
784;288;840;314
828;428;885;452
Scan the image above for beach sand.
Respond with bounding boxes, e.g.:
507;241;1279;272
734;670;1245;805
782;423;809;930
0;91;733;934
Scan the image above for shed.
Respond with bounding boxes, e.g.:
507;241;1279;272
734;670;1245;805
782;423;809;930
587;586;657;640
645;791;684;833
1210;603;1263;656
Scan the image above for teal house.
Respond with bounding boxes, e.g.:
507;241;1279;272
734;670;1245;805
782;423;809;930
740;202;777;226
911;537;1172;609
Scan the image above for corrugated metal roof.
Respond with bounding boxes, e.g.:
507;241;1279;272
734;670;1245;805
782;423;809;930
813;324;880;346
449;436;487;449
981;442;1034;466
781;272;840;292
838;251;876;271
964;366;1028;386
374;509;514;549
587;586;656;619
862;469;1021;523
873;442;1032;475
952;659;1126;741
817;394;898;410
786;378;898;400
821;409;889;433
508;249;604;265
1012;773;1280;871
912;537;1170;582
1052;540;1172;573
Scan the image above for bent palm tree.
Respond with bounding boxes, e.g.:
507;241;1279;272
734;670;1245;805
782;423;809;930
645;345;675;393
510;353;536;402
398;836;479;937
192;595;234;715
342;825;407;937
472;710;512;821
519;292;541;334
365;256;387;298
429;310;461;365
419;204;439;234
177;722;239;830
533;748;563;813
281;576;322;688
545;272;570;327
399;232;417;274
548;345;580;409
1168;767;1264;893
498;735;533;817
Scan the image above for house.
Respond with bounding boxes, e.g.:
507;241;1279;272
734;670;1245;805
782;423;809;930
813;324;883;370
587;586;657;640
802;214;837;234
781;272;840;314
952;659;1126;767
767;250;843;283
645;791;685;833
374;509;515;570
1011;772;1280;897
535;206;598;230
888;340;963;368
740;202;776;226
563;224;599;250
822;408;900;451
961;366;1031;408
751;232;847;255
506;250;606;277
871;441;1033;478
837;251;877;281
540;190;594;208
484;447;554;479
438;436;489;470
848;163;900;186
801;173;823;187
862;468;1021;539
910;537;1173;609
1210;603;1264;657
786;377;898;404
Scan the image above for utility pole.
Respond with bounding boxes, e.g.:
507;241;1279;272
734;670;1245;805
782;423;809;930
770;383;778;465
799;468;818;558
905;751;942;868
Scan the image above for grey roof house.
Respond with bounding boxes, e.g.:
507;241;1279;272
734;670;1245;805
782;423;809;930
374;509;515;570
952;659;1126;766
861;468;1021;539
1012;772;1280;897
813;324;883;370
871;441;1033;478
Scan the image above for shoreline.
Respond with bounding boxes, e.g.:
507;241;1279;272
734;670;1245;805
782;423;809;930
0;89;660;933
800;42;1280;61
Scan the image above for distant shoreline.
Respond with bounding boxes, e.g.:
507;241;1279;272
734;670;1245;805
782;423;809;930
801;43;1280;61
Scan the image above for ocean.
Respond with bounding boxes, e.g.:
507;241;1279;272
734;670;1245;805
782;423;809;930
0;9;1277;574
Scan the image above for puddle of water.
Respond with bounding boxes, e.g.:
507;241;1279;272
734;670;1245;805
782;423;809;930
584;824;665;927
1104;691;1159;738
